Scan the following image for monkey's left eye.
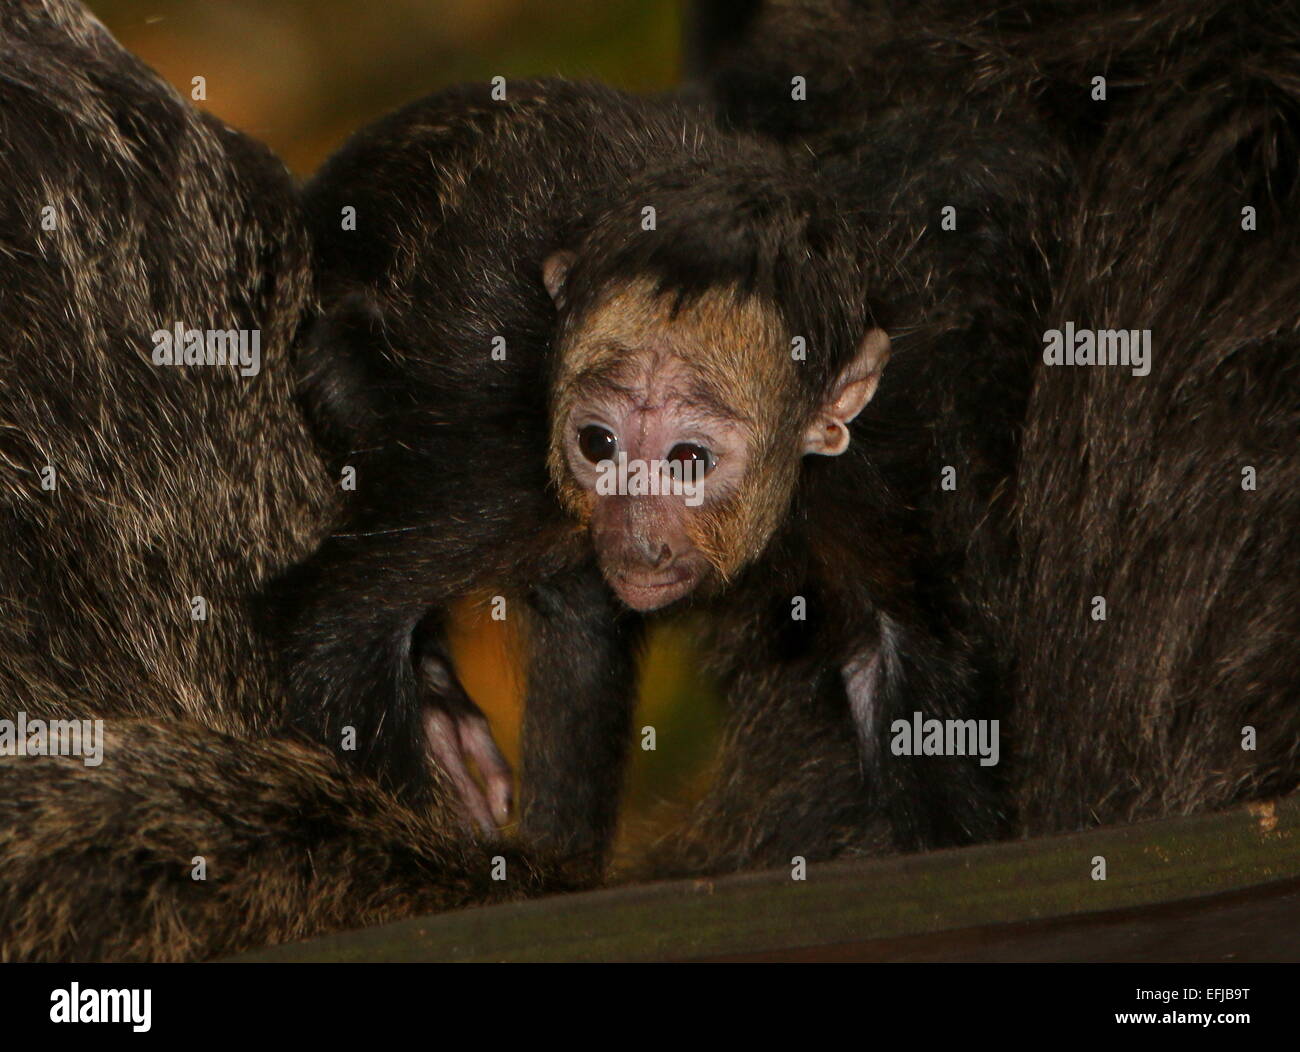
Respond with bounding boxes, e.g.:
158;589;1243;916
578;425;618;464
666;442;715;478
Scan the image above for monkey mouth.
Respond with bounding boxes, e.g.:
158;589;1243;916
608;566;699;611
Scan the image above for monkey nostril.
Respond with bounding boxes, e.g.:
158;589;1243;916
637;539;672;568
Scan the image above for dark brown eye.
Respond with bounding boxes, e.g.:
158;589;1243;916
667;442;714;479
578;425;617;464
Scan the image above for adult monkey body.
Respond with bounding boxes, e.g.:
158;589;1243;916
684;0;1300;860
1007;2;1300;830
285;69;1060;869
0;0;554;961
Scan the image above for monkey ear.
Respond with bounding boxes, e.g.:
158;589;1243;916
542;250;577;307
802;328;891;456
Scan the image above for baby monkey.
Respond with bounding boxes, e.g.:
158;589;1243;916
277;79;995;869
544;269;888;612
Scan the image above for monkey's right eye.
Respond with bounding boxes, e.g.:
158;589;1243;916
578;425;618;464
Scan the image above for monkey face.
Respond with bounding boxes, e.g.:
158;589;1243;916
544;272;890;612
538;274;883;611
560;353;756;610
545;280;787;610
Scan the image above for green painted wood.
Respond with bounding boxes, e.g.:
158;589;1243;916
234;794;1299;962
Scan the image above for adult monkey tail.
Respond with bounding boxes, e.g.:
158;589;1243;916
0;720;549;962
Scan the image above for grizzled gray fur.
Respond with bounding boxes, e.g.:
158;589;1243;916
0;0;556;962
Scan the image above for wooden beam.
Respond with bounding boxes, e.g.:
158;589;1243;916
235;793;1300;962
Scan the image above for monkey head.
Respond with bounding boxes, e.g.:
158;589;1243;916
544;257;889;612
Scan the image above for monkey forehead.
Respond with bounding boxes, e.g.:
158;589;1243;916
566;354;748;427
556;280;793;420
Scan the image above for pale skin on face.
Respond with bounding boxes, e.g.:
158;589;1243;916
544;252;891;611
565;350;752;609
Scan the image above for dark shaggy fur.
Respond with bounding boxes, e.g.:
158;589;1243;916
670;0;1300;866
6;0;1294;961
647;1;1075;873
2;720;551;961
1010;2;1300;830
278;82;760;865
0;0;557;962
285;70;1043;875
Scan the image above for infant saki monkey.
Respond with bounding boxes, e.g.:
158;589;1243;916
279;79;996;873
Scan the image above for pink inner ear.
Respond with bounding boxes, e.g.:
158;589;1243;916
832;373;882;424
826;328;891;424
542;250;575;302
823;423;851;455
802;417;851;456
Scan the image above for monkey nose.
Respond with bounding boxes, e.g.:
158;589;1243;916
640;539;673;568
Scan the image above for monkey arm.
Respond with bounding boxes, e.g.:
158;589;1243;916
808;467;1007;853
645;600;1002;880
519;562;645;874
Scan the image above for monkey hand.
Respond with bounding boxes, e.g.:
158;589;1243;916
418;656;513;835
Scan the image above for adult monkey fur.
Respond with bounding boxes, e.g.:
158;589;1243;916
0;0;556;962
284;71;1062;869
1005;6;1300;831
667;0;1300;866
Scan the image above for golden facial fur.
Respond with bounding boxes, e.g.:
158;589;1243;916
548;280;805;598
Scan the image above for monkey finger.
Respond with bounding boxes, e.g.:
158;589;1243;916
456;716;514;826
422;708;498;835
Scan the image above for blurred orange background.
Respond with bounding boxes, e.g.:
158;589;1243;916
91;0;682;174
